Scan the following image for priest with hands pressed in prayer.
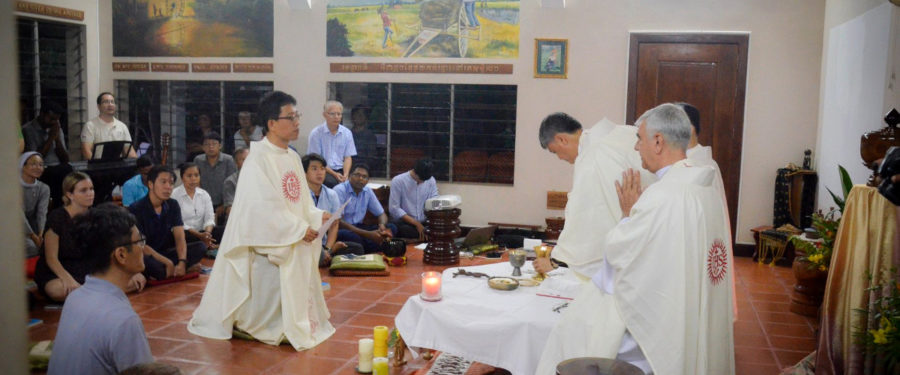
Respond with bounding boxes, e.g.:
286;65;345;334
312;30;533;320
536;103;735;375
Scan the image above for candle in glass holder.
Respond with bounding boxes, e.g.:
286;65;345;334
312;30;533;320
373;357;389;375
420;271;442;301
358;338;374;373
373;325;389;357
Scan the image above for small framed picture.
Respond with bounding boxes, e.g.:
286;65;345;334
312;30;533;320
534;38;568;79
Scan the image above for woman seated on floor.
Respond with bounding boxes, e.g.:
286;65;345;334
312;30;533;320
34;172;147;301
172;162;218;255
21;152;50;259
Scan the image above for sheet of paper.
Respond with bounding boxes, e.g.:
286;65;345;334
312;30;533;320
315;199;351;243
415;243;428;250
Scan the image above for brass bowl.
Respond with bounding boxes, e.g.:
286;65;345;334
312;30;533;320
488;277;519;291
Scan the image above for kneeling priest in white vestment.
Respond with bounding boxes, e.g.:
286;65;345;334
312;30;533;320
536;103;735;375
536;113;654;280
189;91;334;350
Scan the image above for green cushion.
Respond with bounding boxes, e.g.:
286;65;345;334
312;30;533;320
329;254;386;271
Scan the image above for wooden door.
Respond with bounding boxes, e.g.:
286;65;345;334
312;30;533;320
626;33;748;243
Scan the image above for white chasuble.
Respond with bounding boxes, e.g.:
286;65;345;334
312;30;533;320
536;162;734;375
188;138;333;351
553;118;655;280
686;144;738;319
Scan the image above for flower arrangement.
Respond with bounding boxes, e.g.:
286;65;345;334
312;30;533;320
790;209;839;271
789;165;852;272
857;272;900;372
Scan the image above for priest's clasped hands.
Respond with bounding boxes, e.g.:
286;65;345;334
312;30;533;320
615;169;643;218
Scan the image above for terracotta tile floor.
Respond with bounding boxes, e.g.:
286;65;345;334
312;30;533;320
29;249;816;374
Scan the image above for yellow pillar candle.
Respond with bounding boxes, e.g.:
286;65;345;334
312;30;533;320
372;357;389;375
373;325;389;357
358;338;374;373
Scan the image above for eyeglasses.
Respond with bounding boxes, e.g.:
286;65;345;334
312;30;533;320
326;112;342;117
121;235;146;248
277;112;302;122
350;173;369;180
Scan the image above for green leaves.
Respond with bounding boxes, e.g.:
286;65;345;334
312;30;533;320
827;165;853;214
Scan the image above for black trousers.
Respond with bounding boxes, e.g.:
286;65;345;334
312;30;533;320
395;221;422;240
318;241;365;267
143;241;204;280
323;168;343;189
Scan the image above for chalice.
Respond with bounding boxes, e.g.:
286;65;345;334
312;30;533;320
533;245;552;281
508;249;526;276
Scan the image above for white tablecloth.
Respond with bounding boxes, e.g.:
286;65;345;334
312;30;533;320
395;262;576;375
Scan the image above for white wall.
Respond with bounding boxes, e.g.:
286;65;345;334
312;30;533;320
815;1;899;210
92;0;829;245
3;0;29;372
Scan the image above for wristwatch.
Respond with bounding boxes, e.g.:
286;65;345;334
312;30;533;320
178;258;187;264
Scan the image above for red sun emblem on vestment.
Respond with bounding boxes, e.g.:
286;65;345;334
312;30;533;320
282;171;302;203
707;239;728;285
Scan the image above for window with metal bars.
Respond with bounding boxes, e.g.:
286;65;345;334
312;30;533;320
328;82;517;184
16;17;87;153
114;80;274;166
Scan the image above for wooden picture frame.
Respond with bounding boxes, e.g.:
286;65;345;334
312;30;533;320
534;38;568;79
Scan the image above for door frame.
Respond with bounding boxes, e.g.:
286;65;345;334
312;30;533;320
625;32;749;250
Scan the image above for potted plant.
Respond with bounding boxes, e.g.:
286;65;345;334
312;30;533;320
788;166;851;316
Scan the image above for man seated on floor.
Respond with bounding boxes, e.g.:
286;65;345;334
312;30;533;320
194;131;237;223
48;203;153;375
303;153;364;266
334;163;397;254
308;100;356;188
389;158;438;241
128;165;203;280
22;100;71;205
122;156;153;207
189;90;335;351
535;103;735;375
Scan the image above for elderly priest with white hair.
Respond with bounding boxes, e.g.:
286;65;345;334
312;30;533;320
536;103;735;375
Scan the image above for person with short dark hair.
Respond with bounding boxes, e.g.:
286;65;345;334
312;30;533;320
350;105;377;167
128;166;203;280
334;163;398;253
308;100;357;188
389;158;438;241
81;92;136;160
189;90;335;350
122;156;154;207
22;100;69;166
47;203;154;375
186;114;215;160
193;131;237;221
233;111;263;150
303;153;364;266
172;162;217;252
22;101;72;206
535;112;654;279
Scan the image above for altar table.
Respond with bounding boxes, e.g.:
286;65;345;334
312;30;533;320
395;262;576;375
